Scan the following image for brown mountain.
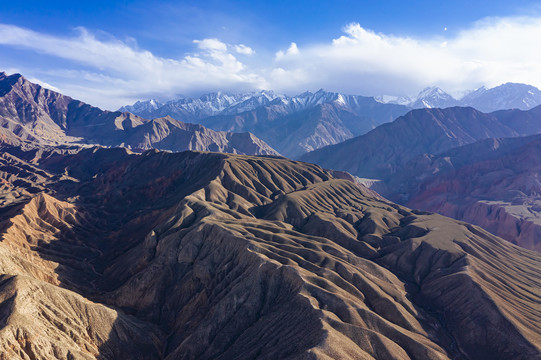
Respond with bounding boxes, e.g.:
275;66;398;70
300;106;541;179
0;145;539;359
379;134;541;252
0;72;279;155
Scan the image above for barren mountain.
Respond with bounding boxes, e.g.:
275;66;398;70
378;134;541;252
0;145;539;359
0;72;279;156
301;106;541;179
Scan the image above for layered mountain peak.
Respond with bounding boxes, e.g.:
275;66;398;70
118;98;163;114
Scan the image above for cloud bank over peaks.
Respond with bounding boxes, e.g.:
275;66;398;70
271;17;541;97
0;24;266;109
0;15;540;109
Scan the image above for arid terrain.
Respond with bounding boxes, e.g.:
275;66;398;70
0;145;539;359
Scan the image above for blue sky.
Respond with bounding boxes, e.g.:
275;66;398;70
1;1;541;109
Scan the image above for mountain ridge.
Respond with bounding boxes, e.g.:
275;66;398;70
0;72;279;156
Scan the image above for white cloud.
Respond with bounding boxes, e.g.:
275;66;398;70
193;38;228;52
275;42;299;60
1;16;541;109
0;24;265;109
270;17;541;97
234;44;255;55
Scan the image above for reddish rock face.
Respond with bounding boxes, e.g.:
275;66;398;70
381;135;541;252
0;145;539;359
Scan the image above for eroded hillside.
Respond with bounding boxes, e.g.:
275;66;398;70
0;146;539;359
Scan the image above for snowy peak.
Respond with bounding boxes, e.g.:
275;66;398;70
461;83;541;112
410;87;458;109
119;99;163;115
120;90;285;120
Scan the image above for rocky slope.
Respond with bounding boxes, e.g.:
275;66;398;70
0;145;539;359
0;72;279;156
378;134;541;252
300;106;541;179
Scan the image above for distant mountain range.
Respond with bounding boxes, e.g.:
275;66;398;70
121;82;541;157
300;106;541;178
0;72;278;156
121;90;411;157
383;83;541;112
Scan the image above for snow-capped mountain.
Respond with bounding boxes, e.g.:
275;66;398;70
118;99;163;118
119;91;283;121
461;83;541;112
409;87;459;109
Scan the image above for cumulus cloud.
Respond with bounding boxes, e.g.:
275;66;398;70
275;42;299;60
0;15;540;108
234;44;255;55
0;24;265;109
271;17;541;97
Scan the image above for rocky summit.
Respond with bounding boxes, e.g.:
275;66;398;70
0;145;539;359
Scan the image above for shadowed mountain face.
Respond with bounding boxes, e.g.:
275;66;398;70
300;106;541;179
0;72;279;156
378;134;541;252
201;96;409;158
0;145;539;359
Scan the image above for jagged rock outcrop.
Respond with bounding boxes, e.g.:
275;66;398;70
0;145;538;359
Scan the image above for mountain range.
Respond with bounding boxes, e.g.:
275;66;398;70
0;72;278;156
300;106;541;179
121;89;411;157
0;144;538;359
1;70;541;359
121;83;541;157
383;83;541;112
